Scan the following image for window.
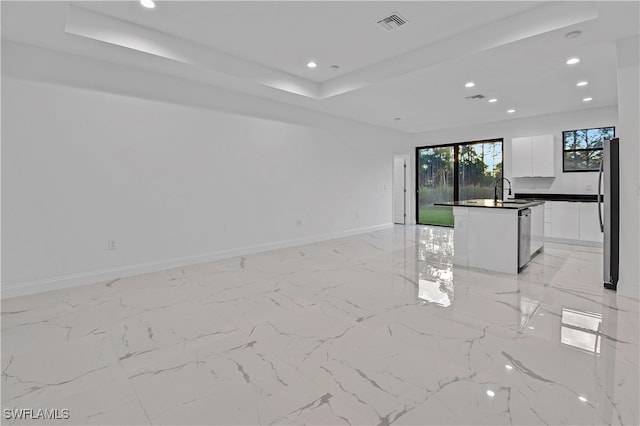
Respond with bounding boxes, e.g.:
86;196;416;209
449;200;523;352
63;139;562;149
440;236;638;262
563;126;614;172
560;308;602;355
416;139;503;227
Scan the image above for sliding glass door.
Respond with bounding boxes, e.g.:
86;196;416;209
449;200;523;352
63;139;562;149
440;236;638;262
459;140;503;200
416;146;454;226
416;139;503;227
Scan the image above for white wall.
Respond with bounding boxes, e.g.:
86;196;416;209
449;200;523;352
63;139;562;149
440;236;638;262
616;36;640;300
1;44;410;297
409;106;619;223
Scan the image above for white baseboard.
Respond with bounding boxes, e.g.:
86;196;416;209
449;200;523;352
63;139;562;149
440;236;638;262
543;237;603;248
1;223;393;299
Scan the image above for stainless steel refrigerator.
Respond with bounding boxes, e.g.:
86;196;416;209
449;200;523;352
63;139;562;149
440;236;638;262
598;138;619;291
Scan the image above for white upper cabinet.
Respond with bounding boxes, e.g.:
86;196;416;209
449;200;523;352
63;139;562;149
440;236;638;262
512;136;533;177
511;134;555;177
531;135;555;177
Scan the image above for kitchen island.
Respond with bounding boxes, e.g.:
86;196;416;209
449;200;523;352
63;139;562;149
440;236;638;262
435;199;545;274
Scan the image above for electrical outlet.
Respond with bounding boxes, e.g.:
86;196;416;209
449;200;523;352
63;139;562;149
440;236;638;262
107;240;117;251
355;212;360;219
586;183;593;192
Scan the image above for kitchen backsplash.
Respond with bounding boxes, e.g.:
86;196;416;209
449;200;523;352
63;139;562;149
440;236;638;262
512;172;599;195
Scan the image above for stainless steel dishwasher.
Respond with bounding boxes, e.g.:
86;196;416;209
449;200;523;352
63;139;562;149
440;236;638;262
518;208;532;269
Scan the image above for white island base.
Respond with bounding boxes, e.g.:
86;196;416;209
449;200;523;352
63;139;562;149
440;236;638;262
452;204;544;275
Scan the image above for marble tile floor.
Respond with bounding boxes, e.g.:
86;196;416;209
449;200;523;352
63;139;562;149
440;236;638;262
1;225;638;425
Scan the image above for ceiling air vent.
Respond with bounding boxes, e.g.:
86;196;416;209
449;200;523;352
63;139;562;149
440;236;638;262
377;13;409;31
465;94;486;100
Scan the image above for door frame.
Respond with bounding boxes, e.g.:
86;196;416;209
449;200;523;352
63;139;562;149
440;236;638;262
393;154;410;225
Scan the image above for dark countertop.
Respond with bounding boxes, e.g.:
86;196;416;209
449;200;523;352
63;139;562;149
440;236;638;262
514;193;600;202
434;199;545;210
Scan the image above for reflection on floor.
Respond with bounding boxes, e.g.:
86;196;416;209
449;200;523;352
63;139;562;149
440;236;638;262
2;225;638;425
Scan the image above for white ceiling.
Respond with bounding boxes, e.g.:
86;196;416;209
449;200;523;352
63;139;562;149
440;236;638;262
77;1;542;82
2;1;639;133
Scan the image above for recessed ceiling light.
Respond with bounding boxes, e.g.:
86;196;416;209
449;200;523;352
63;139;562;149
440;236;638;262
140;0;156;9
565;30;582;40
505;364;513;370
307;61;317;69
577;81;589;87
583;97;593;102
465;82;475;88
486;390;495;397
488;98;498;103
566;57;581;65
578;396;588;402
507;109;516;113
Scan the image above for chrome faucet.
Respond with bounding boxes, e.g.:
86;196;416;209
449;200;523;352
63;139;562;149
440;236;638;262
494;178;512;202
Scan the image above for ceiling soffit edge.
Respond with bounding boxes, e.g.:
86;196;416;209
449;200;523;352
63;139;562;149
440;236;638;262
63;2;599;102
320;1;600;98
64;5;321;99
